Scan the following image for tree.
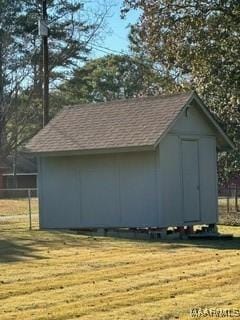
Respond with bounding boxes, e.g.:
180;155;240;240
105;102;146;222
0;0;111;155
122;0;240;183
55;54;177;104
0;0;24;152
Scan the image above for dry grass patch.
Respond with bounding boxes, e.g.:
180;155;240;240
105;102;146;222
0;198;38;216
218;198;240;225
0;226;239;319
0;198;39;230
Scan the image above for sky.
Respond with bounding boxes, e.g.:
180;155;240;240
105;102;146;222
89;1;140;58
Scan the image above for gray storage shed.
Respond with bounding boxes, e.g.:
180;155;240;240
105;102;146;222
26;91;233;229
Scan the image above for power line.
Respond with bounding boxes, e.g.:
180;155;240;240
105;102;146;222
41;0;49;127
90;43;128;55
88;43;164;74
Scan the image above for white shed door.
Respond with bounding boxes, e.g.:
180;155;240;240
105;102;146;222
181;140;200;222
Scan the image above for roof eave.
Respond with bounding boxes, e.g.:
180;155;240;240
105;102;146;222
25;144;155;157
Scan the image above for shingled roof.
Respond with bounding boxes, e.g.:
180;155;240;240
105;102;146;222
25;91;233;155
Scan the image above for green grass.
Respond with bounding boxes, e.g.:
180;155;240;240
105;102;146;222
0;225;239;320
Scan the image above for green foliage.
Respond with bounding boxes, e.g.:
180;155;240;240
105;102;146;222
55;54;177;105
11;0;95;93
0;0;106;155
123;0;240;183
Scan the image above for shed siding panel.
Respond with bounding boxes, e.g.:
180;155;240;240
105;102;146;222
38;157;44;228
158;135;182;226
119;152;157;227
79;155;120;227
39;151;158;228
199;137;218;223
181;139;201;222
40;157;80;228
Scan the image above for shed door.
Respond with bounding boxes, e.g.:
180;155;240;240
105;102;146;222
181;140;200;222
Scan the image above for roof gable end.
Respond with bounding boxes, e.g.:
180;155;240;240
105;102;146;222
154;92;233;151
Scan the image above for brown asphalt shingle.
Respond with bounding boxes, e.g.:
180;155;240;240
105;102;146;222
26;92;193;154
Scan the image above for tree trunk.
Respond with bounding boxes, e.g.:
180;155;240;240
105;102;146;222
0;40;6;152
12;150;18;189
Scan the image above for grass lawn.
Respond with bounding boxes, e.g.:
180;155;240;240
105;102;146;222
0;198;39;216
0;225;239;320
0;198;39;230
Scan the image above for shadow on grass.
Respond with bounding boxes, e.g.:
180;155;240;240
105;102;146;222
0;228;239;264
154;237;240;251
52;228;240;251
71;230;240;251
25;229;114;249
0;229;114;263
0;239;44;263
37;229;240;251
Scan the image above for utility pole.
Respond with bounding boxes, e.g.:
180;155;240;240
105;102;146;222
39;0;49;127
0;38;5;150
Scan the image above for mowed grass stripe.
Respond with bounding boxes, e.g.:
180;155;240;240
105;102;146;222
0;224;239;320
1;260;239;314
0;242;237;278
1;270;240;320
75;282;240;320
0;250;238;300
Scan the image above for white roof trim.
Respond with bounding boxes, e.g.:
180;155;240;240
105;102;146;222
192;93;234;150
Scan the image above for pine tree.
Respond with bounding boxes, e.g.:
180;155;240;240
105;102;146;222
0;0;108;154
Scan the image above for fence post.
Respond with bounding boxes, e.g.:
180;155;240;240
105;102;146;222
235;184;239;212
227;188;230;213
28;189;32;230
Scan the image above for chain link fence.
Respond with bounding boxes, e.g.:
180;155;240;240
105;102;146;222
0;189;39;230
218;185;240;226
0;187;239;230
